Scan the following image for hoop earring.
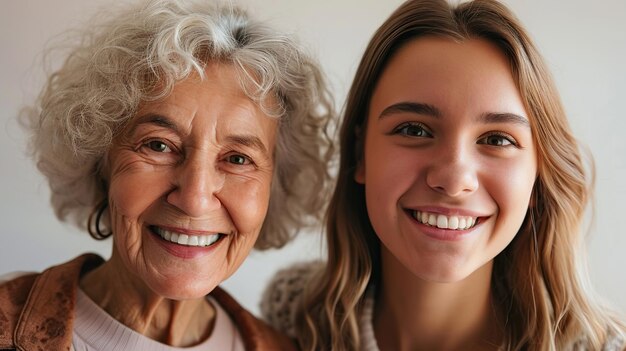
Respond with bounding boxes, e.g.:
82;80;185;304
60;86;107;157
88;199;112;240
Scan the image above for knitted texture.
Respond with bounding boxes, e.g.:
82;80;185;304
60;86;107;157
260;261;324;338
260;262;625;351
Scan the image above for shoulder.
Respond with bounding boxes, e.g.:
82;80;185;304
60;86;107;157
0;271;39;310
602;330;626;351
0;254;104;349
0;272;39;348
570;328;626;351
260;260;325;338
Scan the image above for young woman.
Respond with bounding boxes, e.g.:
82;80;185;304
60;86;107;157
262;0;626;350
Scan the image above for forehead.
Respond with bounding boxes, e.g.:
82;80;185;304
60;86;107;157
138;59;283;109
383;36;514;83
121;63;279;150
136;64;274;126
370;37;526;119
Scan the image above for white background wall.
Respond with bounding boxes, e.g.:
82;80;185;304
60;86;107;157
1;0;624;316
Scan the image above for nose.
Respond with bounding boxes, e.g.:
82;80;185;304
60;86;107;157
425;144;478;197
166;154;224;217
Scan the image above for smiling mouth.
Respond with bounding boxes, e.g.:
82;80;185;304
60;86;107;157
150;226;224;247
411;211;479;230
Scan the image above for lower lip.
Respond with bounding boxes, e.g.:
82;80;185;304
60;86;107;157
147;228;225;259
406;212;479;241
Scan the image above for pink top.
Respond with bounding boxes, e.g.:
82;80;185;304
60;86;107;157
72;288;245;351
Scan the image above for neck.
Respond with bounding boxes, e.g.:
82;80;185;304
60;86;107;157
373;248;503;351
79;250;215;347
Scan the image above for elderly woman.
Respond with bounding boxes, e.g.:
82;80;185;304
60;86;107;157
0;0;333;349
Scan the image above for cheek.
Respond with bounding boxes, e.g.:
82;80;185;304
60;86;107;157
221;176;272;235
363;146;420;242
506;158;536;205
109;177;152;218
218;177;271;277
364;144;419;209
107;167;170;266
486;157;537;229
107;154;171;219
364;137;418;194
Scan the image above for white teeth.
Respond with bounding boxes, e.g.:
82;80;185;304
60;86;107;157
458;217;467;229
153;227;221;247
421;212;428;223
198;236;207;246
413;211;478;230
428;214;437;226
436;215;448;229
448;216;459;230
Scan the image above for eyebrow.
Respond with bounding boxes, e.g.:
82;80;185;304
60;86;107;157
224;135;269;156
479;112;530;127
379;102;441;119
379;101;529;127
130;113;180;134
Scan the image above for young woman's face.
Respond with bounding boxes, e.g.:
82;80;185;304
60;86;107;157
106;63;277;299
356;37;537;283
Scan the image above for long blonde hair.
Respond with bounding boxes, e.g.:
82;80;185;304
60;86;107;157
297;0;625;349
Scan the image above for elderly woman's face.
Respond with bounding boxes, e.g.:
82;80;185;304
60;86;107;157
105;63;277;299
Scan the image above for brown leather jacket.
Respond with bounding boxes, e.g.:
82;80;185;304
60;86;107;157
0;254;296;351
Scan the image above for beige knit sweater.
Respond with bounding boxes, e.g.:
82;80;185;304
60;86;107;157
261;261;625;351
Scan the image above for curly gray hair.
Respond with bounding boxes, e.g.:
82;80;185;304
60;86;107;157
26;0;335;249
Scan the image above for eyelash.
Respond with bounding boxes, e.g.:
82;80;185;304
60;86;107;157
225;153;254;166
478;132;519;147
392;122;432;137
139;137;256;168
390;122;520;148
142;139;175;153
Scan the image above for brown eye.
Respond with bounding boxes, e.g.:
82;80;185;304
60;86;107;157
479;134;515;147
228;154;249;165
146;140;171;153
394;122;432;137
